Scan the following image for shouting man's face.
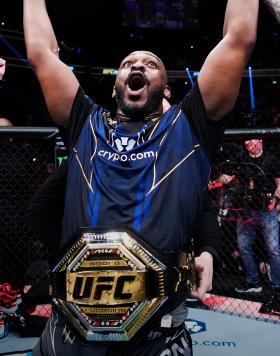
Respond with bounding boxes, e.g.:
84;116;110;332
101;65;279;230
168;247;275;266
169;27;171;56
113;51;170;120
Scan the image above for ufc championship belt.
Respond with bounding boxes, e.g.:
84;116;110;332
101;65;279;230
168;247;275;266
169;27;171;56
50;227;196;343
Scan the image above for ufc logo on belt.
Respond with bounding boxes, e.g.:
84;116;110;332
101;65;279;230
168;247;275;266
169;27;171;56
66;271;146;304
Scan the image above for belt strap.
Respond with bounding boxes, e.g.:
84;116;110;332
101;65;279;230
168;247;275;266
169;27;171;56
50;251;196;301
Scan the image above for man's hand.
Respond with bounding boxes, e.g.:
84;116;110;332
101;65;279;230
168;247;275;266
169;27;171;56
0;58;6;80
208;174;236;190
191;251;213;301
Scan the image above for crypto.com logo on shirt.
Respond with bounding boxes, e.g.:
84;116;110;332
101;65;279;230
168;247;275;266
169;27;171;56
98;135;156;163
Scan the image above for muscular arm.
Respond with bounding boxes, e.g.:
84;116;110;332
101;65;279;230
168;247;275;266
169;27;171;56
198;0;259;121
23;0;79;126
263;0;280;22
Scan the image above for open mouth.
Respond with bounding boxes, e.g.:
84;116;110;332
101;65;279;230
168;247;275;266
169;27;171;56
127;72;148;91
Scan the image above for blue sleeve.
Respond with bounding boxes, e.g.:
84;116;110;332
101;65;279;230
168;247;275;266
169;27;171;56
67;87;97;149
180;82;230;161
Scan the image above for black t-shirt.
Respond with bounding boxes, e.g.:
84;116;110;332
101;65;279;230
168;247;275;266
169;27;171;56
223;150;280;210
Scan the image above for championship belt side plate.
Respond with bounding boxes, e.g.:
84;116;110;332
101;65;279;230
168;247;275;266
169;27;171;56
51;227;172;342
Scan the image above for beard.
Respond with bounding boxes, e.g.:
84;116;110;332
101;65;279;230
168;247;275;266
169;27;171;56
114;84;164;121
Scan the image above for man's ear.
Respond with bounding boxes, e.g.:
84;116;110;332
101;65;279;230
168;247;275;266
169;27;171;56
164;85;171;99
112;86;116;99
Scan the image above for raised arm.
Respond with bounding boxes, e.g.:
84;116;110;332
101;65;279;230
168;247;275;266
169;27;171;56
23;0;79;126
198;0;259;121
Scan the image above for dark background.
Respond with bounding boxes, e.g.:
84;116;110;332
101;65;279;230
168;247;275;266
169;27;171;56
0;0;279;126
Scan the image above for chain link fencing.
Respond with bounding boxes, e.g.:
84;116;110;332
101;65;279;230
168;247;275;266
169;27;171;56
0;127;279;337
0;128;57;336
205;128;280;323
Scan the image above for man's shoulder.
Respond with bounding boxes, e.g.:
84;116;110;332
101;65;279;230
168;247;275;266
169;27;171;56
263;150;280;162
72;87;104;119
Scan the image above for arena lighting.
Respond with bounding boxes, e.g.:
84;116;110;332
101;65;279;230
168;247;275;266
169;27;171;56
248;66;256;110
185;68;194;86
0;34;28;65
192;71;200;77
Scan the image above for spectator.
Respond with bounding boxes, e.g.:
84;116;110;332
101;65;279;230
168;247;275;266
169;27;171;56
210;138;280;313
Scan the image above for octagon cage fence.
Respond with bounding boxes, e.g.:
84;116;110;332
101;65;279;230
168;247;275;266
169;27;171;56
0;126;279;338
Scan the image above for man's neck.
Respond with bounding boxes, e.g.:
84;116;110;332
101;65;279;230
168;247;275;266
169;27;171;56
115;112;161;123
